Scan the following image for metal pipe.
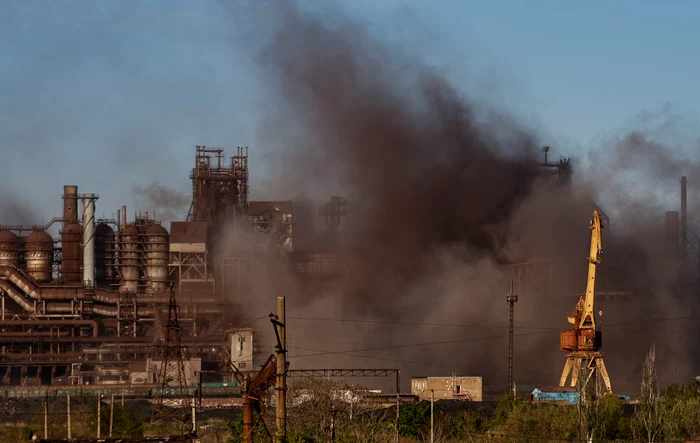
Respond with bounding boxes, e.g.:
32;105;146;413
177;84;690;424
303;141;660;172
83;194;96;286
0;280;35;311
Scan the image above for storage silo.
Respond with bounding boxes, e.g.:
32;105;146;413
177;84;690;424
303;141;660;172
0;231;21;269
24;230;53;282
119;225;140;292
144;224;170;290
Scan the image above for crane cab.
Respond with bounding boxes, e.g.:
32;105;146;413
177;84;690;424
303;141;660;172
560;328;602;352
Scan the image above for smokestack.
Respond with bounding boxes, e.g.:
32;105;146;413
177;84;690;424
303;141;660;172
121;205;127;228
63;185;78;225
681;176;688;262
82;194;96;285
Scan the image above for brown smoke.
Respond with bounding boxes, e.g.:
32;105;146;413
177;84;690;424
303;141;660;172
132;181;190;224
239;3;700;394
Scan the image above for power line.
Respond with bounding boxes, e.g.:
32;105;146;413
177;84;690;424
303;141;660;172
290;330;553;359
286;314;697;331
287;316;558;331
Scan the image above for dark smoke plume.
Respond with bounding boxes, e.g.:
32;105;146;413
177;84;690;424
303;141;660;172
240;4;700;394
257;6;552;268
132;181;190;225
244;3;589;389
0;191;43;226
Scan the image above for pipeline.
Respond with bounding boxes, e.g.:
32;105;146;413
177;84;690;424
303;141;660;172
0;266;221;316
0;280;35;312
0;319;98;337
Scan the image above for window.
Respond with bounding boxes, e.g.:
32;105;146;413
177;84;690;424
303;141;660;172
456;385;461;394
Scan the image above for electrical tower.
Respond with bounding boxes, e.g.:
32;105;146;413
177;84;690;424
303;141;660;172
150;286;191;428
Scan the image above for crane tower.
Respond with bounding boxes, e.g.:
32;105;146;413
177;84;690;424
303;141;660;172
559;210;612;394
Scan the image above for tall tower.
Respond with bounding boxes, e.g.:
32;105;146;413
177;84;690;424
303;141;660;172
150;287;191;428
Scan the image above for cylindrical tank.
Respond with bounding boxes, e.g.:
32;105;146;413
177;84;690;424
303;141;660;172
95;223;115;285
144;224;170;290
119;225;140;292
24;230;54;282
0;231;21;269
63;185;79;225
61;223;83;283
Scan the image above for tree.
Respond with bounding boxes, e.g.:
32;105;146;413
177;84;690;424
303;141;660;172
281;378;393;442
633;342;666;442
88;403;144;438
576;363;607;443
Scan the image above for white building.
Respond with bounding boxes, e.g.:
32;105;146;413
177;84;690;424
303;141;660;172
411;375;482;401
229;328;254;371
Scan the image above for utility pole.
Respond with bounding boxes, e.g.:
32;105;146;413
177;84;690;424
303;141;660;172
507;280;518;399
109;393;115;437
242;375;253;443
43;394;48;440
97;392;102;438
395;371;400;443
67;394;72;440
272;296;287;441
192;397;197;434
430;389;434;443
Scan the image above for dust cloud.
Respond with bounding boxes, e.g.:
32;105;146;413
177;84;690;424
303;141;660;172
234;4;699;394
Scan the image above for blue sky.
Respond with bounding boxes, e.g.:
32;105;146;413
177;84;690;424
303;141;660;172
1;0;699;223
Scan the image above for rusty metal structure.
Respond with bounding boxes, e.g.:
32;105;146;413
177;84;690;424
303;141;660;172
0;146;297;389
188;146;249;227
150;287;190;427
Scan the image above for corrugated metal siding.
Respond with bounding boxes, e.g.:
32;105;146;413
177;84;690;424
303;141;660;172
531;388;580;405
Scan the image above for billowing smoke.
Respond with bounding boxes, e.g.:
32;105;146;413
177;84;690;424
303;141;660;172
0;192;43;226
233;4;700;394
132;181;190;225
238;3;588;392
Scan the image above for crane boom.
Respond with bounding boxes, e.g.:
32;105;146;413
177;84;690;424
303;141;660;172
559;210;611;394
579;210;602;329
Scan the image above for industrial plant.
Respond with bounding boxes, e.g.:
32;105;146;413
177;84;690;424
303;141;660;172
0;144;696;400
0;146;296;389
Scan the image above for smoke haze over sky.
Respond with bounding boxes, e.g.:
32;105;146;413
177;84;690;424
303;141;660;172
2;0;700;222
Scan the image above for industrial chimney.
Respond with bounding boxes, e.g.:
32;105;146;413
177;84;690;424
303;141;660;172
82;194;97;285
62;185;79;225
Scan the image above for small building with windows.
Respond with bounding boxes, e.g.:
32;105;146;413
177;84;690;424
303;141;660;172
410;375;482;401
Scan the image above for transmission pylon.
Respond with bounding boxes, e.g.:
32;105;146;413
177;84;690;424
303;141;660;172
150;285;191;428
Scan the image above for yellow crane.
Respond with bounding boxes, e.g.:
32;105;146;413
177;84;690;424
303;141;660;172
559;210;612;393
